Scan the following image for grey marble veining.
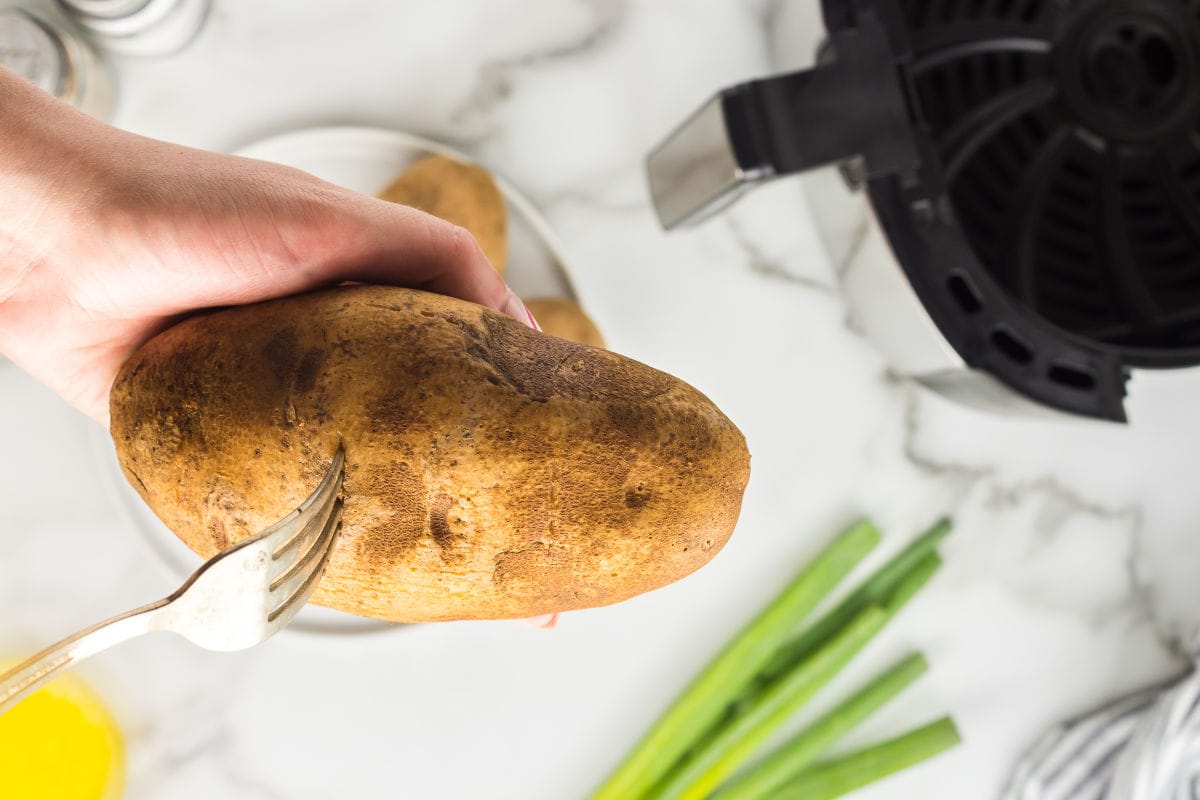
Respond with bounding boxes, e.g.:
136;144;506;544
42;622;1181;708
450;0;626;132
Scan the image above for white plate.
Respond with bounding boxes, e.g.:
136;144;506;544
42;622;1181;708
94;126;580;636
237;126;578;300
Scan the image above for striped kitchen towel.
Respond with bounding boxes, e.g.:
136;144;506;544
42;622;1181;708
1001;668;1200;800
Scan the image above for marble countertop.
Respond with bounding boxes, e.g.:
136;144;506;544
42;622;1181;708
3;1;1199;797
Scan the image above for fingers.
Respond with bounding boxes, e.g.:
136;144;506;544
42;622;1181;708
337;198;535;327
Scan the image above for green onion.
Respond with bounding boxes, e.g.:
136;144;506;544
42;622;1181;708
588;521;881;800
712;653;929;800
650;555;942;800
760;518;951;682
772;717;961;800
648;608;888;800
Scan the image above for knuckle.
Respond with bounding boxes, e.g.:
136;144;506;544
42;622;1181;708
440;219;485;261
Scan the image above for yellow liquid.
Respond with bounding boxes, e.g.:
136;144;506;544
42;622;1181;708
0;663;125;799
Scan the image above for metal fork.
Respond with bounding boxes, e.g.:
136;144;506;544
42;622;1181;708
0;447;345;715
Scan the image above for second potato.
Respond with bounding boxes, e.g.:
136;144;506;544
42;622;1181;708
378;154;508;273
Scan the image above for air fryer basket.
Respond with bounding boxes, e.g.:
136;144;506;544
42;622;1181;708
825;0;1200;420
645;0;1200;420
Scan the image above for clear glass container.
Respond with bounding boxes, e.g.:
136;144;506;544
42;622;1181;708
56;0;210;58
0;3;114;120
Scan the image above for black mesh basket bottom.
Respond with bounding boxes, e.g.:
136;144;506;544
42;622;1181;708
900;0;1200;368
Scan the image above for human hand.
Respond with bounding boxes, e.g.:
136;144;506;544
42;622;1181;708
0;67;536;425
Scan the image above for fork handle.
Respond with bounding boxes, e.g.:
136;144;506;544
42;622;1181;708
0;598;168;714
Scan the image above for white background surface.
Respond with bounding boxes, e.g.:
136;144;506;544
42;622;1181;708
3;1;1199;798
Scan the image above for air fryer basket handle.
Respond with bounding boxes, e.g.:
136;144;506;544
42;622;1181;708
645;6;921;229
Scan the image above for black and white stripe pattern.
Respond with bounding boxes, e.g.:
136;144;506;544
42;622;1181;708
1002;670;1200;800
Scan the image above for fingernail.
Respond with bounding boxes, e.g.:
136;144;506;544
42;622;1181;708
503;289;540;331
517;613;559;629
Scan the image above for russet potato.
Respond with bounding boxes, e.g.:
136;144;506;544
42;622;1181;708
525;297;606;349
109;286;750;622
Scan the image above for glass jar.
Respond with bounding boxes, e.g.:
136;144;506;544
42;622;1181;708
56;0;210;57
0;4;114;120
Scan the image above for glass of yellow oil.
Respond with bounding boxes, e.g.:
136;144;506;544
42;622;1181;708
0;662;124;799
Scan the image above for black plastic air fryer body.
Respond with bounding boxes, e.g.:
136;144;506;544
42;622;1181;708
646;0;1200;422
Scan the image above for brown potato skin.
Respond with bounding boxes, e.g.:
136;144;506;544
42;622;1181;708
378;155;508;273
109;286;750;622
526;297;607;349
